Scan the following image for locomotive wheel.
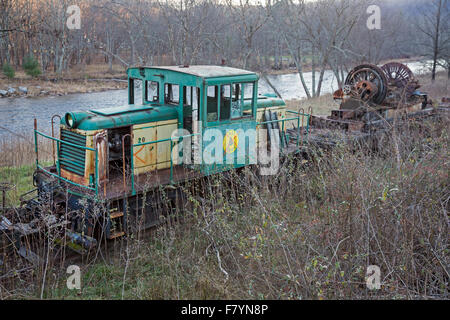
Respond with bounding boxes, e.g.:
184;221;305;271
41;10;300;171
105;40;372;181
381;62;414;89
344;64;388;105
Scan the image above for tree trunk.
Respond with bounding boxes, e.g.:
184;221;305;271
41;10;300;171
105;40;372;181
312;46;317;97
431;0;442;83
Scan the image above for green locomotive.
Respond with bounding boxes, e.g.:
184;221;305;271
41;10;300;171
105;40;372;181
32;65;308;246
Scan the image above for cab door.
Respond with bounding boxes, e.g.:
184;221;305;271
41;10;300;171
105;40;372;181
182;86;201;166
202;82;257;175
94;131;108;190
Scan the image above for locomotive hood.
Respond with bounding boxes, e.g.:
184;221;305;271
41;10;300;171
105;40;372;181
62;104;178;131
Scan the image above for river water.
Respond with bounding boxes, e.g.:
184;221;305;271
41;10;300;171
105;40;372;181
0;60;437;138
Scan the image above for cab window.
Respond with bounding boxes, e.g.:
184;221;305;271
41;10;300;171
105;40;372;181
242;82;254;118
207;86;218;122
220;84;231;121
231;83;242;119
145;81;159;103
164;83;180;105
128;78;143;105
230;82;254;119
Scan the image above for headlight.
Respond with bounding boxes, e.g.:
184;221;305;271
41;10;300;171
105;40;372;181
64;112;89;129
66;113;74;127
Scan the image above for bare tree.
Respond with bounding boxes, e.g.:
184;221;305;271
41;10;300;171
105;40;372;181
416;0;450;81
225;0;270;69
0;0;445;82
156;0;215;65
270;0;363;98
269;0;312;97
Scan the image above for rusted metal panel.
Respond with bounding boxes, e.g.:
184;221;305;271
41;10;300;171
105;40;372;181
94;131;108;183
84;131;100;182
61;168;88;186
132;120;178;174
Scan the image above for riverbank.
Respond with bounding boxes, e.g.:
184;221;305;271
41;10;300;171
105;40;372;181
0;64;128;98
1;57;432;98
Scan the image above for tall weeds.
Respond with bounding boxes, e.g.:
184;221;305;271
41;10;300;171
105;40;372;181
1;115;448;300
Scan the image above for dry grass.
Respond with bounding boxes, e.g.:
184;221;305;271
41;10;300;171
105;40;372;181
286;94;336;116
417;71;449;103
0;136;52;167
1;113;448;300
0;137;53;205
61;63;127;80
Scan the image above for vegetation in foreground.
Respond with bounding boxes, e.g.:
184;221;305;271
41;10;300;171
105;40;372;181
1;113;448;300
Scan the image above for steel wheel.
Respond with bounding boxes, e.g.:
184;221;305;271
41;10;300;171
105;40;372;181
344;64;388;105
381;62;414;89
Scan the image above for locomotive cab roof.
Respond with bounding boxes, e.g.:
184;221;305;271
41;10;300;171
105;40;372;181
62;65;271;131
129;65;258;79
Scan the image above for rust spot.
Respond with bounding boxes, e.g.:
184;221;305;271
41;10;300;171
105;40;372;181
61;168;88;186
333;88;344;101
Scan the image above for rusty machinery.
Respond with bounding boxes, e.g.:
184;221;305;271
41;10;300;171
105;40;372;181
325;62;432;130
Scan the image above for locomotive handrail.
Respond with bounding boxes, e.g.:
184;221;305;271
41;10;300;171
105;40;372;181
35;130;96;151
34;127;99;196
133;132;201;147
257;115;309;125
286;110;312;133
121;134;132;196
258;112;311;150
51;115;61;166
36;164;96;192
